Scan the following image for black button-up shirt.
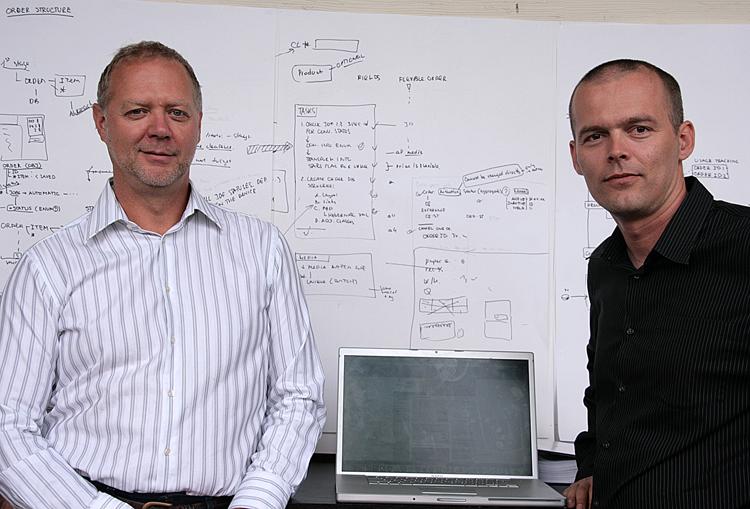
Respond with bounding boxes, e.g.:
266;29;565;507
574;177;750;508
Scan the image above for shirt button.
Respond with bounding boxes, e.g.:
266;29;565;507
618;385;626;393
632;275;640;280
167;389;175;398
165;285;171;293
170;336;176;344
601;441;610;449
164;448;172;456
625;328;635;335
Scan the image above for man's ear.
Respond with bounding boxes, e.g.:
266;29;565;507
92;103;107;142
678;120;695;161
570;139;583;176
196;111;203;144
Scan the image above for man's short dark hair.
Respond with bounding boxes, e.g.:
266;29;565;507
568;59;683;137
97;40;202;111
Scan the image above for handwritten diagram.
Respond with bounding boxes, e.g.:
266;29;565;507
293;104;376;239
0;114;48;161
296;252;376;297
290;39;362;84
410;247;547;351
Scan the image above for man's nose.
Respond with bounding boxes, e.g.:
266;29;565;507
607;132;628;162
147;112;171;138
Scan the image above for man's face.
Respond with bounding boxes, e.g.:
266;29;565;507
93;57;202;192
569;69;694;224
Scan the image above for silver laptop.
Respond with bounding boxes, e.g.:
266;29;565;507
335;348;565;506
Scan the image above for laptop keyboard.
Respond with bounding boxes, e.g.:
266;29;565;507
367;476;520;488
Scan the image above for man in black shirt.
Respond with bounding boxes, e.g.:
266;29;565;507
563;59;750;509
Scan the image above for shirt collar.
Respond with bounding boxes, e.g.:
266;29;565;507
651;176;713;265
595;226;629;265
595;176;713;266
86;178;222;240
182;183;223;229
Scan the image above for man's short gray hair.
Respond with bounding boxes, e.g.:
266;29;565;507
97;40;202;111
569;59;683;138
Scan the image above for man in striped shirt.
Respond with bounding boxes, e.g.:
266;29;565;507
564;59;750;508
0;41;325;509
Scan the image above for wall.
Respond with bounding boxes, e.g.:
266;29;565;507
157;0;750;23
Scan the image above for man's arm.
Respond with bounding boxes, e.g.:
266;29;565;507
0;254;128;509
230;228;326;509
563;340;596;509
573;340;597;479
564;276;599;509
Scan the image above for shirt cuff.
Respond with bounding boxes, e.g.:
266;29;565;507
229;468;292;509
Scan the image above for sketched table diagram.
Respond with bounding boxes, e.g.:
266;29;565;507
410;247;548;346
0;114;48;161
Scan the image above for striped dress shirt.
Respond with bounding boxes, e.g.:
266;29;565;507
575;177;750;508
0;181;326;509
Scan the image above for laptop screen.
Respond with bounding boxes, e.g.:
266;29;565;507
338;349;536;478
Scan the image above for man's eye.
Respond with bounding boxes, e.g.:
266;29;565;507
584;133;602;143
126;108;147;117
170;109;188;118
632;126;650;135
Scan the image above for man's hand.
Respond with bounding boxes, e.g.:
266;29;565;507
0;496;12;509
562;476;592;509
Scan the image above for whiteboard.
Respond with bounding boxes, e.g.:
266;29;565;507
271;10;557;452
2;1;749;454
